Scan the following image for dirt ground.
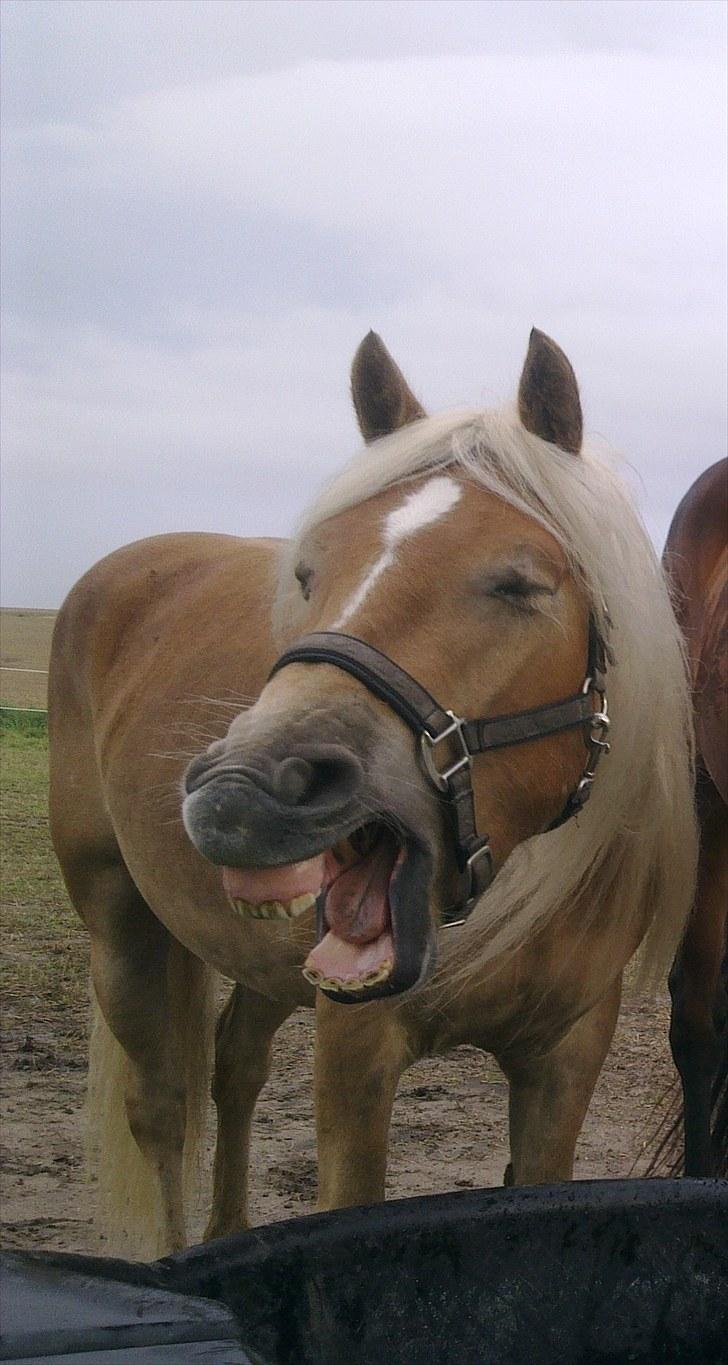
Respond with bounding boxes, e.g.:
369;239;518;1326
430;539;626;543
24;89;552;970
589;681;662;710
0;985;676;1257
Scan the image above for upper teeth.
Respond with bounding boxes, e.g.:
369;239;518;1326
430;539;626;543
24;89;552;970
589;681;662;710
231;892;316;921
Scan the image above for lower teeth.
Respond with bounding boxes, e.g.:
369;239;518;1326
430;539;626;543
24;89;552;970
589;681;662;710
302;959;393;991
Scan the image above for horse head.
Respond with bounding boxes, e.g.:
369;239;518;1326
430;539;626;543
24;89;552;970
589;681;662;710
183;331;604;1002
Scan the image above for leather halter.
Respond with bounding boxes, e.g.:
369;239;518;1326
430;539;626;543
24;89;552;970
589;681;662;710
270;617;610;925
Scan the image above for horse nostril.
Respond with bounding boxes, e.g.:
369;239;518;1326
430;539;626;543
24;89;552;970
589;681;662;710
273;757;316;806
272;747;363;809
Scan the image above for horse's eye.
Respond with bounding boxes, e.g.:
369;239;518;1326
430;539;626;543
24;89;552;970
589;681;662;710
487;572;552;613
294;561;314;601
491;573;538;601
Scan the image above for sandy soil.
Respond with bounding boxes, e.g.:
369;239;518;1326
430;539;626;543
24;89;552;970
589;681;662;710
0;988;676;1257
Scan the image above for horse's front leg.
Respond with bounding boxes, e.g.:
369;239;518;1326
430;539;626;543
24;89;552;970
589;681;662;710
86;897;196;1257
499;976;622;1184
315;993;411;1208
205;984;292;1240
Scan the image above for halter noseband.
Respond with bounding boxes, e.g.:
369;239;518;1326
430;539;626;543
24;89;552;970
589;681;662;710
269;617;610;925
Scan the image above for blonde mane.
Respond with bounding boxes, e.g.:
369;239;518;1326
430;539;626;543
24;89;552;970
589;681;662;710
274;406;697;990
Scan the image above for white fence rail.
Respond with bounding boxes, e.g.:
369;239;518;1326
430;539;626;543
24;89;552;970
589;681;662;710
1;665;50;716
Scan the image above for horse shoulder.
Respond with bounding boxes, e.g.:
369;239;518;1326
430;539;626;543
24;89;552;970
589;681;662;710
50;532;285;774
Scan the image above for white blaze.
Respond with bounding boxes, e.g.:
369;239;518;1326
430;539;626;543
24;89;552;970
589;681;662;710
332;475;462;628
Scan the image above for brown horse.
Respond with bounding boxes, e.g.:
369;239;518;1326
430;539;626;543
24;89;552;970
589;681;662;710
48;330;697;1257
655;459;727;1176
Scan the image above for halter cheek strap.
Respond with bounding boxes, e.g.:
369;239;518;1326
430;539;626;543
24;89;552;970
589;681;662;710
269;617;610;925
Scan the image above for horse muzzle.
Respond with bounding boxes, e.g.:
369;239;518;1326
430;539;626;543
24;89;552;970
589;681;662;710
182;736;439;1003
183;743;366;866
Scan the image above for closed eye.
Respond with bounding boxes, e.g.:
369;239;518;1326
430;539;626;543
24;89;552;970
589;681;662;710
294;561;314;600
475;566;558;615
490;572;549;601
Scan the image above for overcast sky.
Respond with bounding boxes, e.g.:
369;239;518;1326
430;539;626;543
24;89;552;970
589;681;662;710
2;0;726;607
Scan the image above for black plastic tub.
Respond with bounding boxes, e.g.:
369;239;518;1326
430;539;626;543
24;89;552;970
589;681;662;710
161;1180;728;1365
2;1180;727;1364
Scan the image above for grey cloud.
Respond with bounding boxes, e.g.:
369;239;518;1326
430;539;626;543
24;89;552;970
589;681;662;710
1;2;725;605
3;2;724;125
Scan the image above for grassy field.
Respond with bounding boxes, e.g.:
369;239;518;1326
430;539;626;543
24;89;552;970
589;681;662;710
0;720;86;1058
0;608;56;710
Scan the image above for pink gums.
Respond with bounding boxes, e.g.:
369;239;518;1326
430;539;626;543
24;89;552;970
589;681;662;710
222;856;324;905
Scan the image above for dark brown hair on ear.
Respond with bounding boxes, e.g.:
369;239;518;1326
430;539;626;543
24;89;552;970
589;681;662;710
517;328;583;455
351;331;426;442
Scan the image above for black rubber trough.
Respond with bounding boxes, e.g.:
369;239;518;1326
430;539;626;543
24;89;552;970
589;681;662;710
2;1180;727;1364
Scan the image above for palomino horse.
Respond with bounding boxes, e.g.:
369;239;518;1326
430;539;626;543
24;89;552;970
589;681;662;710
49;330;697;1257
653;459;727;1176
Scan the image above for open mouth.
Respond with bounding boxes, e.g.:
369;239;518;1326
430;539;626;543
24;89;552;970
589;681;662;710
222;819;434;1002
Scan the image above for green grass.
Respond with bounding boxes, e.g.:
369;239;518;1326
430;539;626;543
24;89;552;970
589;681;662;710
0;730;87;1057
0;708;48;739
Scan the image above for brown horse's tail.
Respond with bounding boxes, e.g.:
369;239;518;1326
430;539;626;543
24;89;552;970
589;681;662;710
644;1085;685;1178
646;970;728;1179
646;1067;727;1179
87;943;216;1259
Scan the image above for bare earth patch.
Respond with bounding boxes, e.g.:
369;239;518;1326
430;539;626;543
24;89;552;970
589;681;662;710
0;990;675;1256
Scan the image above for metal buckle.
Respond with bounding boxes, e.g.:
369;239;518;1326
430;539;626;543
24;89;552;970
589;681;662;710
420;711;471;792
465;841;493;904
569;691;611;814
441;842;493;928
586;694;610;771
590;688;608;724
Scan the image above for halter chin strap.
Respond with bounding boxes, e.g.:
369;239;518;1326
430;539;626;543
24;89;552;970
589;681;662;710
269;616;610;925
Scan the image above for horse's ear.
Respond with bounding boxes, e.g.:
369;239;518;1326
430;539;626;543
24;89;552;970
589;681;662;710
351;331;426;442
518;328;583;455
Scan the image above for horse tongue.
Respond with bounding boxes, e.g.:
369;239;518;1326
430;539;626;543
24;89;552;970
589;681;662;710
222;855;324;906
324;836;398;945
305;928;394;980
304;837;399;981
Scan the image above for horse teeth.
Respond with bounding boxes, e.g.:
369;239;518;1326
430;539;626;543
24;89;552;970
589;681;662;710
301;960;394;991
289;892;317;918
260;901;287;920
320;976;366;993
231;894;317;922
232;898;256;917
361;960;393;985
